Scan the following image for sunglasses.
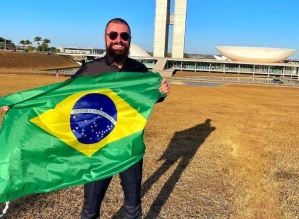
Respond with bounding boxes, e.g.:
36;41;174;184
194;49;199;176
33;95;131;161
106;31;131;41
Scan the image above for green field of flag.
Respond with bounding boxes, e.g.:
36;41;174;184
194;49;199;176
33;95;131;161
0;71;164;203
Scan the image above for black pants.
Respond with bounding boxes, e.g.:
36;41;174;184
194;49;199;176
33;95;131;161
81;159;143;219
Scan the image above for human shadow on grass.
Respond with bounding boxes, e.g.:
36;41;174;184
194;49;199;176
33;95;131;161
112;119;216;219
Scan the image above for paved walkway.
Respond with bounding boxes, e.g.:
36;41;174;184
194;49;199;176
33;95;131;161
167;76;299;87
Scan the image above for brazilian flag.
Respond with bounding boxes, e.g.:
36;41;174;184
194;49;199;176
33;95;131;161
0;71;164;203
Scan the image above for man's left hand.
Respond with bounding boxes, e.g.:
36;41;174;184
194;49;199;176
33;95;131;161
159;78;170;96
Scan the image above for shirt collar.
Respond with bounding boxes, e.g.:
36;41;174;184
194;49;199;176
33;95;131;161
104;55;113;66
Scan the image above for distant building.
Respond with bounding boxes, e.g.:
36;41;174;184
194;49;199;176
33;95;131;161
57;47;104;55
57;44;151;58
153;0;187;58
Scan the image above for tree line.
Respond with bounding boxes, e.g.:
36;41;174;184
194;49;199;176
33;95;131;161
0;36;57;52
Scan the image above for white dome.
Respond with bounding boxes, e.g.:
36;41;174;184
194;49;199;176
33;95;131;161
129;44;151;57
215;46;297;63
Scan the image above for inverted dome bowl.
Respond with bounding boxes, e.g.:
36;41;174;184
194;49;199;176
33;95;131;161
215;46;297;63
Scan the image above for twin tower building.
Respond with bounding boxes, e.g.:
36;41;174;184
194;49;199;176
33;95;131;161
153;0;187;58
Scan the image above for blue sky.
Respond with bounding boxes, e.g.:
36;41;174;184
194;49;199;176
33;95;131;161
1;0;299;58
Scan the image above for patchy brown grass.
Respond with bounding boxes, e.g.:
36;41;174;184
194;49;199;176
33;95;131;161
0;74;299;219
0;51;79;73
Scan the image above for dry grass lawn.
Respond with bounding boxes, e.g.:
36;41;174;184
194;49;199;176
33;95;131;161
0;51;79;73
0;74;299;219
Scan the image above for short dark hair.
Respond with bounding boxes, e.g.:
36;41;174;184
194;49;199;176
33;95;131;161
105;18;131;34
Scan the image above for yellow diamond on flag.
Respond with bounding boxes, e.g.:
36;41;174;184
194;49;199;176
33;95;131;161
30;89;147;157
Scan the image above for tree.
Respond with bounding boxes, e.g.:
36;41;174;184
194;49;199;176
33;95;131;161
43;38;51;47
19;40;25;49
24;40;32;51
34;36;42;50
0;37;15;50
0;37;5;50
19;39;32;50
49;47;57;53
24;40;32;47
42;38;51;52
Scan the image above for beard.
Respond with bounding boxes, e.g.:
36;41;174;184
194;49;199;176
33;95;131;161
105;41;130;64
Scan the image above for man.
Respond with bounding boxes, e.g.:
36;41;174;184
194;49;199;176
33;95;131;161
75;18;170;219
1;17;169;219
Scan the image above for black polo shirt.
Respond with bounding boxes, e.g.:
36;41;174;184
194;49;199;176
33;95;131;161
72;55;148;77
71;55;165;101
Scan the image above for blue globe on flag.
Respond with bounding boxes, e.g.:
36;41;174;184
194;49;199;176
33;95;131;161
70;93;117;144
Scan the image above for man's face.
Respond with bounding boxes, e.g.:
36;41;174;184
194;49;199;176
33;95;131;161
105;22;131;63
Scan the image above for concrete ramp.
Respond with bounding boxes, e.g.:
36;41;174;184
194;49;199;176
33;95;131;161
159;67;176;77
152;58;168;71
152;58;175;77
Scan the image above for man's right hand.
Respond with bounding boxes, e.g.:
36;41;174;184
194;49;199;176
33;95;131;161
1;106;9;112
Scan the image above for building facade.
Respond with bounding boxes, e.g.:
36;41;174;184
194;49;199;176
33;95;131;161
153;0;187;58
